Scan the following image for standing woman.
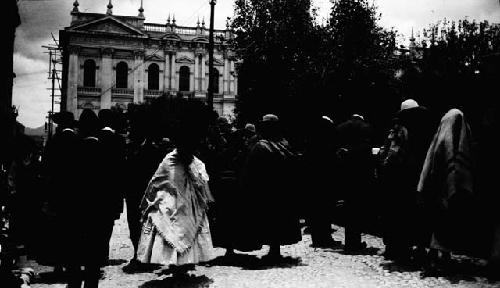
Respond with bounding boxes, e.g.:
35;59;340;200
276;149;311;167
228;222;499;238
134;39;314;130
417;108;475;274
136;99;214;274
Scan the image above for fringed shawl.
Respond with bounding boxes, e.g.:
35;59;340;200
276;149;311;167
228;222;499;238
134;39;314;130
417;109;474;209
140;150;213;254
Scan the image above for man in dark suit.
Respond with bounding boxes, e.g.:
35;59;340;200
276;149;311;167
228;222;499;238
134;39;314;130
336;114;375;253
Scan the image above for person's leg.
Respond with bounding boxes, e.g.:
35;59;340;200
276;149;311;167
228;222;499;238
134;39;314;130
99;217;115;266
224;246;235;257
65;264;82;288
82;265;100;288
345;224;362;248
267;244;281;257
126;198;141;259
344;199;364;251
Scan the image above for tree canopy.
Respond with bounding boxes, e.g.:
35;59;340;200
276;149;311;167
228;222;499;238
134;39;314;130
231;0;398;144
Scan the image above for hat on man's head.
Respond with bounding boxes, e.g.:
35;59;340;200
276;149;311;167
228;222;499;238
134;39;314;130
52;111;75;127
322;115;333;124
244;123;256;133
401;99;419;111
98;109;115;128
352;114;364;121
262;114;279;122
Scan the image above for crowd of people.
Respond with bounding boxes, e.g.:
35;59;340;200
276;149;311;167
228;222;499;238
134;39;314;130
1;96;499;287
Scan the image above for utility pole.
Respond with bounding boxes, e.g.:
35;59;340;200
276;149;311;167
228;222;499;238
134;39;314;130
42;44;62;141
49;60;56;140
207;0;216;109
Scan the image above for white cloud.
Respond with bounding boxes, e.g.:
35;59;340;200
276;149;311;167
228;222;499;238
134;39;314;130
13;71;53;129
14;53;47;77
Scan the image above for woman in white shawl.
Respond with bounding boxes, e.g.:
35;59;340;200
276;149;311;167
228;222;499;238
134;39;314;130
417;108;475;271
136;99;215;273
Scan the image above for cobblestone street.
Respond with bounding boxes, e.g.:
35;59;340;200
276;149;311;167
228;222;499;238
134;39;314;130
29;207;499;288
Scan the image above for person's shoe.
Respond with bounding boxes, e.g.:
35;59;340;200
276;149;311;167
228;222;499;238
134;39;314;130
261;253;283;264
122;258;142;273
224;249;236;257
486;261;500;282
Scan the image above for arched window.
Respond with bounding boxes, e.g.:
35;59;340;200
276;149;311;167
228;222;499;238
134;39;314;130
148;63;160;90
211;68;220;94
83;59;96;87
116;62;128;88
179;66;190;92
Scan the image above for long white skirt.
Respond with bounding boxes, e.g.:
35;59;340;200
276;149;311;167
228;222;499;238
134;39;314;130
137;215;214;266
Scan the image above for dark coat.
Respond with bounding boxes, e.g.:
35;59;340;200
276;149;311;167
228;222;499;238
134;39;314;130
95;128;127;220
378;106;436;250
38;129;79;265
236;138;302;248
335;117;375;201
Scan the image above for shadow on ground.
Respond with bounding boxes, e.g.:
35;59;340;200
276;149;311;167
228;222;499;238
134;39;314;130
139;274;213;288
32;271;67;284
122;262;163;274
380;255;500;285
419;258;491;284
107;259;128;266
204;254;305;270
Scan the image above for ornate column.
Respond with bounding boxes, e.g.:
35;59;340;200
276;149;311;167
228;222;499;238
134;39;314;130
231;60;237;95
189;57;195;92
66;45;80;114
164;51;170;91
171;53;177;91
201;53;206;92
134;50;145;103
100;47;113;109
194;53;199;92
223;57;230;94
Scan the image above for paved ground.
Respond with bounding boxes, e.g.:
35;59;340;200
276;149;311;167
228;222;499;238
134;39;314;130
29;207;499;288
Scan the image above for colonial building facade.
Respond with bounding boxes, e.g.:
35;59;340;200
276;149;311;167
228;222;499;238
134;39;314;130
60;0;238;118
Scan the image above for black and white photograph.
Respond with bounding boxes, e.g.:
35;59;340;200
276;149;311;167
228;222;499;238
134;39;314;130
2;0;500;287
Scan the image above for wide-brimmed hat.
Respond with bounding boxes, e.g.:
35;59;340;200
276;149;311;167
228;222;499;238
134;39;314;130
401;99;419;111
244;123;256;133
52;111;75;127
262;114;279;122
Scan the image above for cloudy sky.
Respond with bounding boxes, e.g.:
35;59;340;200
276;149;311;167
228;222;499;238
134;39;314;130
13;0;500;128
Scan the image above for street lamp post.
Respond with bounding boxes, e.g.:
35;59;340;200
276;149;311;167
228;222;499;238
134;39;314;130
207;0;216;110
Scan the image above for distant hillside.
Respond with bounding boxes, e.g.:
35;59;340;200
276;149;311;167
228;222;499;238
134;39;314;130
25;125;46;136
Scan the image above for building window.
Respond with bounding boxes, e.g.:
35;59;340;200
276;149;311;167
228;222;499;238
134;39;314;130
211;68;219;94
83;59;96;87
179;66;190;92
148;63;160;90
116;62;128;88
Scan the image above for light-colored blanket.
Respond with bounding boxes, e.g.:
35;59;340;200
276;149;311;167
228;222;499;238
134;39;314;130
417;109;475;252
417;108;474;209
138;150;214;255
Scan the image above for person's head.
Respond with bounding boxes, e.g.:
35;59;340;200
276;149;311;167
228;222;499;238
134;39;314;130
308;115;335;145
53;111;75;131
128;105;149;142
78;108;99;137
217;116;231;134
244;123;256;134
172;99;211;161
98;109;115;130
351;114;365;121
258;114;281;140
